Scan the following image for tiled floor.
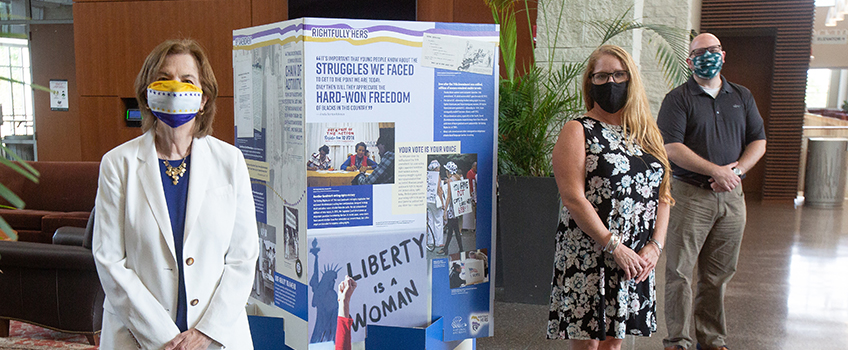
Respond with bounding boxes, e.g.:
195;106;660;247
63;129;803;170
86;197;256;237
478;199;848;350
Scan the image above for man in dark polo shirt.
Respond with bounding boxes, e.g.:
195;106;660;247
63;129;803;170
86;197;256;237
657;33;766;350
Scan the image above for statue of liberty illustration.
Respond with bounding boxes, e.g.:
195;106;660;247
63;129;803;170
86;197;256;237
309;238;341;343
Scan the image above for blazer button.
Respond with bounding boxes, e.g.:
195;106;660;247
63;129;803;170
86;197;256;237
186;257;194;266
190;299;199;306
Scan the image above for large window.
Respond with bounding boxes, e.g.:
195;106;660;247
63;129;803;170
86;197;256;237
0;37;33;138
806;68;832;109
0;0;73;160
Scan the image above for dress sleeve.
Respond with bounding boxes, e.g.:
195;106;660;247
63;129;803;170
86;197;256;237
335;316;353;350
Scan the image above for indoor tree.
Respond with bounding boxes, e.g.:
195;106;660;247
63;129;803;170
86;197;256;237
487;0;690;177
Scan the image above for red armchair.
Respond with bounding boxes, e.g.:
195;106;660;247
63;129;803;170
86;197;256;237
0;161;99;243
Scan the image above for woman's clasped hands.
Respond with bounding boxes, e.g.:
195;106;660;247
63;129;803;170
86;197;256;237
164;329;213;350
611;242;658;283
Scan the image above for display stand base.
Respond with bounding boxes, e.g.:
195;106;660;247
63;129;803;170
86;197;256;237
249;315;292;350
365;318;473;350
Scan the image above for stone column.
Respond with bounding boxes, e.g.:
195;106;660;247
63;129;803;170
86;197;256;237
535;0;700;117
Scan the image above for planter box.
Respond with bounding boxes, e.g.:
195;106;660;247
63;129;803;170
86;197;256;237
497;175;560;305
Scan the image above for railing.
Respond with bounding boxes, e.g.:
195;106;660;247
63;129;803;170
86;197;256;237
803;125;848;129
1;135;36;161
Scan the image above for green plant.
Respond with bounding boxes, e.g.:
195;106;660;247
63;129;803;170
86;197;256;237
487;0;690;177
498;63;584;177
488;0;582;177
0;15;47;243
0;76;52;93
0;152;38;242
842;100;848;113
585;11;691;88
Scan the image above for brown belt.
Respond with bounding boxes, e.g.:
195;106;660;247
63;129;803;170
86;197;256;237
672;175;712;190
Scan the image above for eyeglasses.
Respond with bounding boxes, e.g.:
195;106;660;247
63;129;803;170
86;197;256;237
591;70;629;85
689;45;722;57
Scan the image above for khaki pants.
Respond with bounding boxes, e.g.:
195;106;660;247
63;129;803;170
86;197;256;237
663;179;746;349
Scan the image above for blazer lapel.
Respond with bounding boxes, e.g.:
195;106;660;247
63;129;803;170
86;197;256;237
183;136;209;241
137;131;177;262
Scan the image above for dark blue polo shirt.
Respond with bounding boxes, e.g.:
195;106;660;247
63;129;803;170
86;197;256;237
656;76;765;187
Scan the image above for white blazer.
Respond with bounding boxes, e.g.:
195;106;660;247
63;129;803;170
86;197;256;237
93;131;259;350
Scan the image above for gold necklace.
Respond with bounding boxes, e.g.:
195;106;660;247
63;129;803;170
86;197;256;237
163;157;188;185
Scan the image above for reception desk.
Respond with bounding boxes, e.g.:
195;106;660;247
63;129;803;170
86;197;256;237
307;170;371;187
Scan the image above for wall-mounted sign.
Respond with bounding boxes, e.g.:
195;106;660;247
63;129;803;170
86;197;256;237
813;29;848;45
49;80;68;111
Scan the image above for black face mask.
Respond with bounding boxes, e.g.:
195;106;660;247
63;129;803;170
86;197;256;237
590;81;629;114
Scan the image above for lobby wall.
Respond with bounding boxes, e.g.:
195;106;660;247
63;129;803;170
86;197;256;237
72;0;287;161
811;6;848;69
535;0;816;199
70;0;503;161
534;0;700;115
31;23;80;161
700;0;815;199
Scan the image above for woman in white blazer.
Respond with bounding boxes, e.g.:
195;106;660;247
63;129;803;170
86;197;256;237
93;39;259;350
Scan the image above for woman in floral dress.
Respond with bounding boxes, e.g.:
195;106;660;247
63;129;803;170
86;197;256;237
547;45;674;350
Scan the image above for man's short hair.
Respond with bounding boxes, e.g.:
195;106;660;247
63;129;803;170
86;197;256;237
319;145;330;154
377;131;395;151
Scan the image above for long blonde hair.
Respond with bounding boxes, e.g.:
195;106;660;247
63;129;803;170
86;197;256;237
582;45;674;204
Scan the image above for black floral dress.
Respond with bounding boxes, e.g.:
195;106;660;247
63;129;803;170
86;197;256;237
547;117;663;340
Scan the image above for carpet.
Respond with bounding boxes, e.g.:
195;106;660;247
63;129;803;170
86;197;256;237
0;320;97;350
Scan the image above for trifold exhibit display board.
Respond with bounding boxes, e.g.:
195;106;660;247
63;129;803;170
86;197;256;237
233;18;498;350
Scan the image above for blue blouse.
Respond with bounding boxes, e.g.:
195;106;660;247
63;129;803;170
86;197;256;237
159;156;190;332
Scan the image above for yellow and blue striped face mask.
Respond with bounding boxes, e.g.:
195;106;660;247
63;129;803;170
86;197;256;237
147;80;203;128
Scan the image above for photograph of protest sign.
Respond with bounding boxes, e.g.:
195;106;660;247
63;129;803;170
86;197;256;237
446;248;489;290
426;153;477;257
284;206;299;261
307;230;429;346
252;222;277;305
464;249;489;285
